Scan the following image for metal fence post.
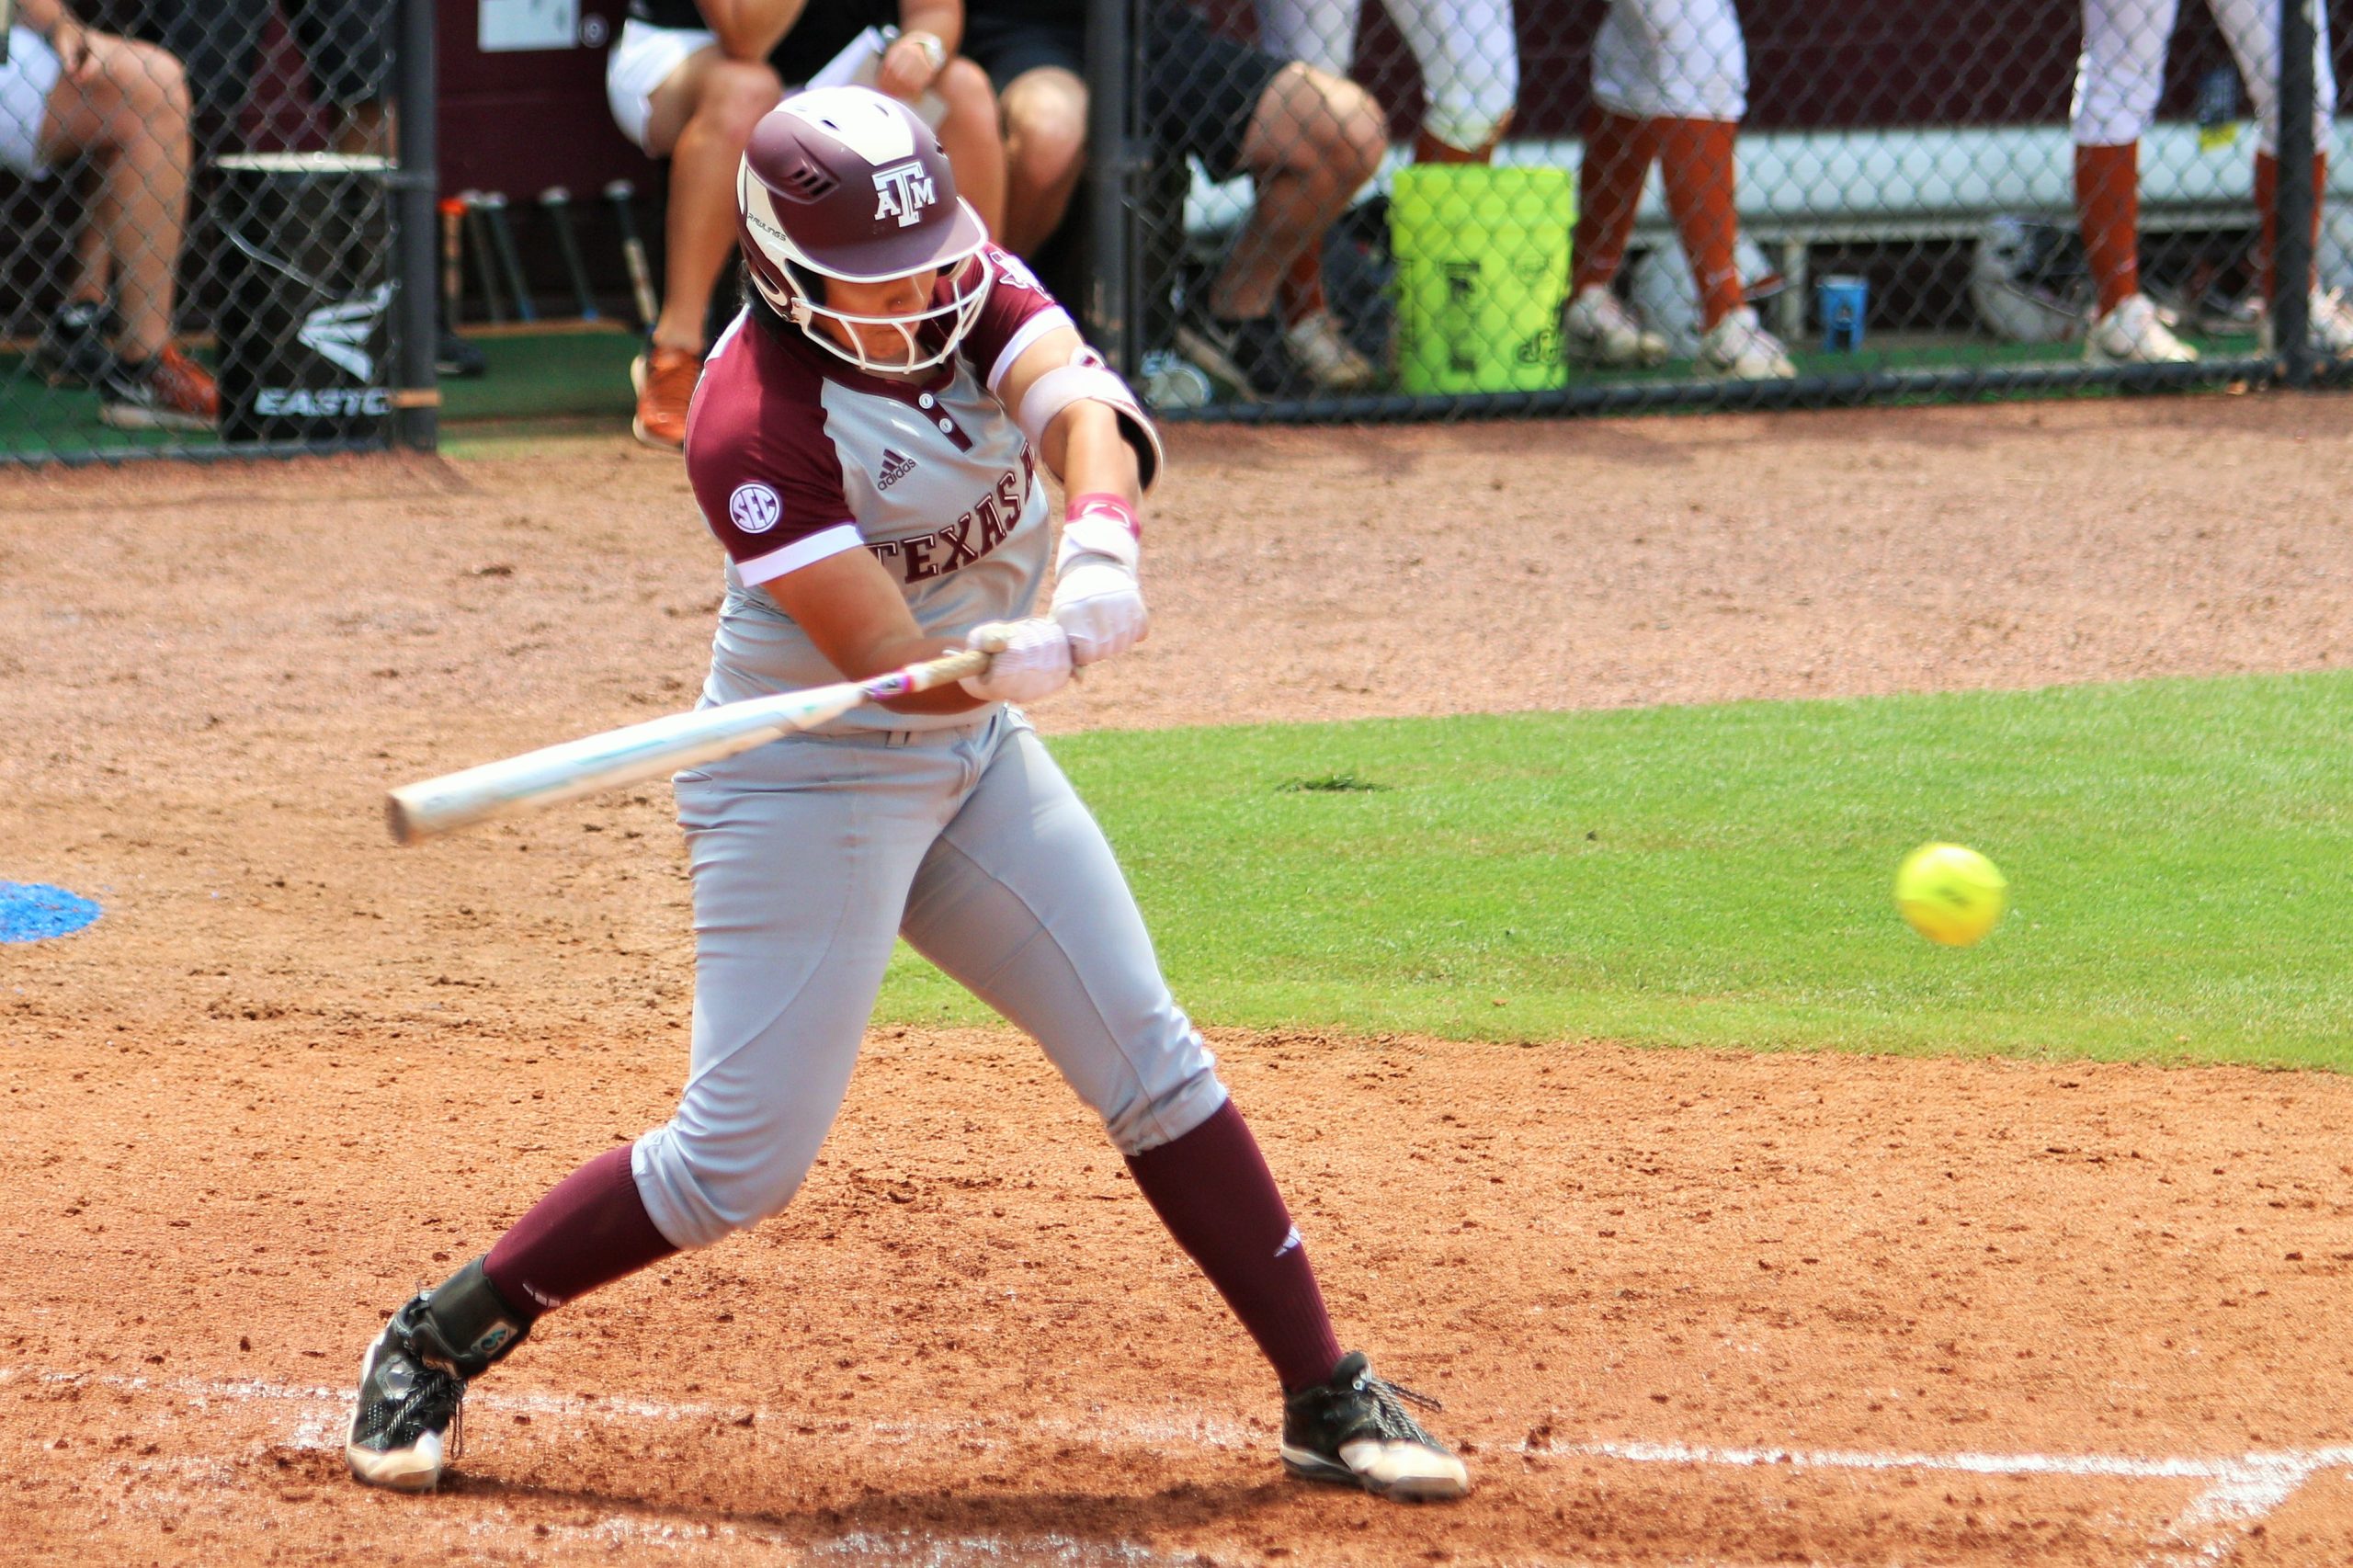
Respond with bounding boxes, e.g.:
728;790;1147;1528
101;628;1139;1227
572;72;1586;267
2277;0;2317;388
391;0;441;449
1085;0;1136;380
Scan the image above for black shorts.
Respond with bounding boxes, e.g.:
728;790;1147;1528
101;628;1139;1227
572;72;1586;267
963;3;1282;186
960;11;1085;96
130;0;390;115
1142;4;1284;185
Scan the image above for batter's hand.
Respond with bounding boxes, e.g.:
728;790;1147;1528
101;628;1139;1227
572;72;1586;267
961;619;1073;703
1051;496;1146;665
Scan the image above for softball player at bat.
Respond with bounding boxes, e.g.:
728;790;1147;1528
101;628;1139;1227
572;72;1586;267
2073;0;2353;363
343;86;1468;1506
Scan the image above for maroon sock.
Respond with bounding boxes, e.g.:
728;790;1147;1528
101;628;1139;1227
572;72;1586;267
1124;1099;1343;1393
483;1143;678;1314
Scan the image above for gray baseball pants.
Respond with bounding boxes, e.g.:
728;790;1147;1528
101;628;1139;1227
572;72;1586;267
631;707;1229;1250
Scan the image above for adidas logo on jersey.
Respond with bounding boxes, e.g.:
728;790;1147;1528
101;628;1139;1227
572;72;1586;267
878;449;917;490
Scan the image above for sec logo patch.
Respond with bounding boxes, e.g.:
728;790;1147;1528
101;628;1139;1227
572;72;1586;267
729;483;782;534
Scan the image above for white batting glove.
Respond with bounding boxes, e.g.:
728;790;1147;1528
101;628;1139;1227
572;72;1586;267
1050;495;1147;665
960;618;1073;703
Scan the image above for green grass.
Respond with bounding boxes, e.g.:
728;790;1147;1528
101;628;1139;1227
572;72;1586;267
438;326;641;425
876;672;2353;1067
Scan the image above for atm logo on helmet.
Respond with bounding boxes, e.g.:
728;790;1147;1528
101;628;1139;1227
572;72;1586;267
872;161;936;227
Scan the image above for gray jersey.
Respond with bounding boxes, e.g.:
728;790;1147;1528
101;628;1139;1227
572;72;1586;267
685;246;1072;731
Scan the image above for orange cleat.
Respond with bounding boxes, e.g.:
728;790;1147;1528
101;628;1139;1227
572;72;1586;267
99;343;220;431
631;346;702;451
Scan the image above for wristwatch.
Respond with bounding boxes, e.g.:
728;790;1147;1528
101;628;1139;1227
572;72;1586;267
895;28;948;72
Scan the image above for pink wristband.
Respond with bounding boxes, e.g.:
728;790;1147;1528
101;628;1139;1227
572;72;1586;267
1066;492;1140;540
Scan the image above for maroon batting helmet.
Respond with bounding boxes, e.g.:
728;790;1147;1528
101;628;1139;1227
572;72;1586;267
737;86;991;373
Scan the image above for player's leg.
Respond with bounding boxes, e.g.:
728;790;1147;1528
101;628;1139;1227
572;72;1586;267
1256;0;1357;74
615;27;783;447
2214;0;2349;353
1392;0;1517;164
6;27;109;387
1160;17;1386;399
1567;3;1667;367
35;33;218;429
997;64;1089;255
1636;0;1786;376
347;735;950;1492
1252;0;1363;369
933;56;1007;239
899;716;1470;1501
2073;0;2199;361
1227;65;1387;381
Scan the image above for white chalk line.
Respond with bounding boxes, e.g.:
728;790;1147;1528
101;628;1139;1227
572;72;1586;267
8;1365;2351;1565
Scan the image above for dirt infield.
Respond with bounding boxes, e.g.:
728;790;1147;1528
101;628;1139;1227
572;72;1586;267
6;398;2353;1566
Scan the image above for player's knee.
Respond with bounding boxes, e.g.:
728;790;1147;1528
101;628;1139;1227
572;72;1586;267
1423;92;1515;162
1316;82;1387;190
1101;1063;1228;1158
1005;74;1088;176
2073;73;2160;147
133;42;190;119
111;41;184;118
937;57;994;121
632;1126;808;1248
705;61;785;142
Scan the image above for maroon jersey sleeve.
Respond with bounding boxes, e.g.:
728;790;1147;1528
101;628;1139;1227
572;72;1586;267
685;322;861;583
959;246;1077;394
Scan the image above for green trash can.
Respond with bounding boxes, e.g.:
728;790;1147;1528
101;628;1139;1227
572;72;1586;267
1389;165;1575;396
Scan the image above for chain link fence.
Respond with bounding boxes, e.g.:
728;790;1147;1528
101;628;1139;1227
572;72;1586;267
1088;0;2347;420
0;0;435;464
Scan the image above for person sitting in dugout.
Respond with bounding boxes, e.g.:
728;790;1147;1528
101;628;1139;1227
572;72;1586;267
606;0;1007;449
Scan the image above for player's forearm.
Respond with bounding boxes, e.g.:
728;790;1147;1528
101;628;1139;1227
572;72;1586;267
18;0;68;34
700;0;808;62
1043;403;1142;509
896;0;962;57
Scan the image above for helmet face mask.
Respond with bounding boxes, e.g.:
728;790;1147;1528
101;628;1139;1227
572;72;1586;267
777;254;994;375
737;87;992;373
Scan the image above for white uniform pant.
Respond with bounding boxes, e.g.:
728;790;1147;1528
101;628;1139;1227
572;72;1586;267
1591;0;1749;123
633;708;1230;1250
1255;0;1519;152
2074;0;2336;152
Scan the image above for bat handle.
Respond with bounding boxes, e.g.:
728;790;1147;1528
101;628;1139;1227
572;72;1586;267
540;186;600;322
605;179;659;334
861;648;989;702
481;191;539;324
438;197;465;326
460;191;507;324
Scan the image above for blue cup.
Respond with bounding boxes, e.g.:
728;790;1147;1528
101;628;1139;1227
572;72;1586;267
1816;275;1869;352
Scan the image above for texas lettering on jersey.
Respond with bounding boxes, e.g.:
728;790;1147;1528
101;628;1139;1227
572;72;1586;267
869;456;1032;584
683;245;1070;593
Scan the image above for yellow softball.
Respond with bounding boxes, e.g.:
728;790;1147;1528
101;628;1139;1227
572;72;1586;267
1894;843;2007;947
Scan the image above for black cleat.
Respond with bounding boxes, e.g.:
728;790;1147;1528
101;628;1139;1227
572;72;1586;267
1172;312;1302;402
36;300;119;389
346;1295;469;1491
346;1257;531;1492
436;326;487;379
1280;1351;1472;1501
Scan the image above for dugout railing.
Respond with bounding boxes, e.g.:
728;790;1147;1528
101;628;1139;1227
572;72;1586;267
1086;0;2342;422
0;0;438;465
